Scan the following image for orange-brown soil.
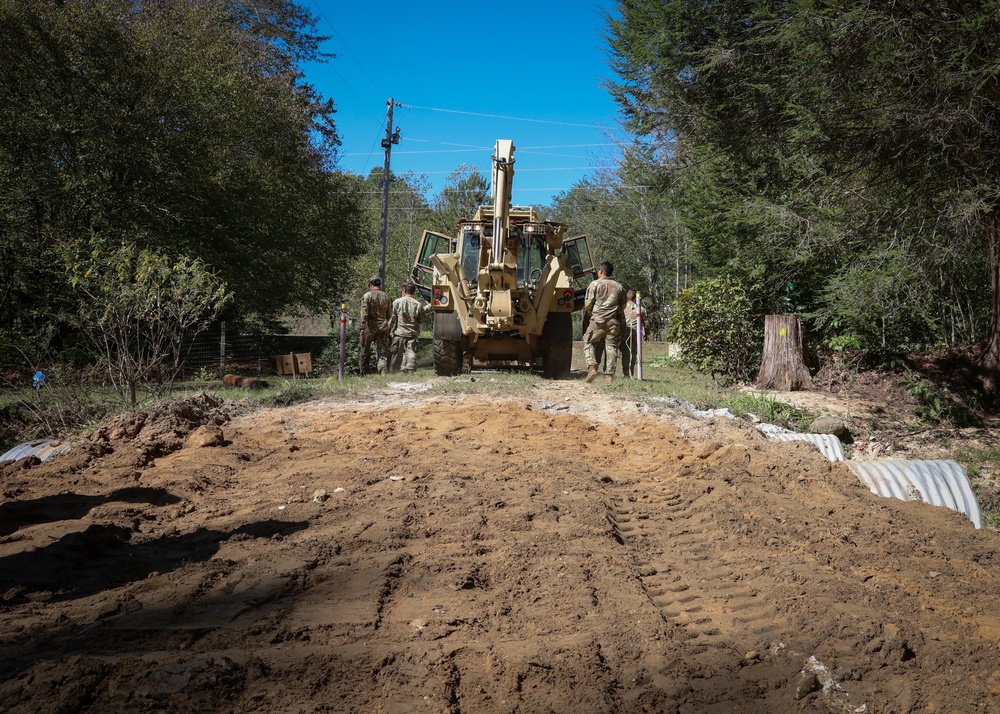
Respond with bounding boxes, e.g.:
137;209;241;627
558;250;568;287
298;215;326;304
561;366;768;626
2;381;999;713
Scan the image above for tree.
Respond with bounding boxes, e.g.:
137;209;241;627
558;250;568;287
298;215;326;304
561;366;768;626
607;1;1000;387
550;147;688;332
346;165;489;313
67;241;231;406
431;165;491;233
344;169;435;305
757;315;812;391
0;0;366;341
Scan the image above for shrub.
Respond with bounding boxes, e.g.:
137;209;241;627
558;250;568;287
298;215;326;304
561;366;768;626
668;278;762;382
315;329;362;376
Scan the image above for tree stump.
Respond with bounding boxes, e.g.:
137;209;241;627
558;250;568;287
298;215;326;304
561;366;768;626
756;315;812;391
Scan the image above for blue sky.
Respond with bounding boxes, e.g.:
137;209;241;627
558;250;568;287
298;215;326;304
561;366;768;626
302;1;624;207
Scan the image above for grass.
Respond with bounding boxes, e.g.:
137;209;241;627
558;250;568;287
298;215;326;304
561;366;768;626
603;342;819;432
605;342;728;407
721;393;814;432
424;371;540;397
953;444;1000;480
951;443;1000;525
1;342;820;451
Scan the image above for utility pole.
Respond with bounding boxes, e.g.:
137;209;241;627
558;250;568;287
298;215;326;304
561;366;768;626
379;98;401;286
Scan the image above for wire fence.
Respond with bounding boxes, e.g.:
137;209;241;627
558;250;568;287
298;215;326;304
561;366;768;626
180;323;333;378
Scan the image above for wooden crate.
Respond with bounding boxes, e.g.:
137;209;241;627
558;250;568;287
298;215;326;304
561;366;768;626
274;352;313;377
294;352;313;376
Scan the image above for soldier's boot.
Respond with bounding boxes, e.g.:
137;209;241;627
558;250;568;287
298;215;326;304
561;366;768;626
585;365;599;383
605;374;613;385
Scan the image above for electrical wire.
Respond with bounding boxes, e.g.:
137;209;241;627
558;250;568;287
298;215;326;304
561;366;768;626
308;0;385;100
327;65;383;126
403;104;600;128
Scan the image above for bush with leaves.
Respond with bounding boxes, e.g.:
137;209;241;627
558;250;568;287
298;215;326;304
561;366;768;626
668;278;762;383
67;241;231;406
315;328;363;377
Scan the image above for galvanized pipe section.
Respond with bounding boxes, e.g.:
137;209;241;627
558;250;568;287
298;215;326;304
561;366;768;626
762;428;982;529
844;459;982;530
0;439;72;463
765;432;845;462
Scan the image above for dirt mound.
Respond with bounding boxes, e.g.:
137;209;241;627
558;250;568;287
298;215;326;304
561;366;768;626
85;392;241;468
1;383;999;712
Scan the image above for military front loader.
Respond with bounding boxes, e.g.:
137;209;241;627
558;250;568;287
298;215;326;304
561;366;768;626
412;139;595;378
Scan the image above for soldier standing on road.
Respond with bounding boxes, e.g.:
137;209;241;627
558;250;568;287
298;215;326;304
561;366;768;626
388;283;429;373
583;261;626;384
359;276;392;375
620;289;640;379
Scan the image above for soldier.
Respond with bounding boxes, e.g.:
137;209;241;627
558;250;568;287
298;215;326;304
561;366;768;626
388;283;429;373
583;261;626;384
359;276;392;375
620;289;640;379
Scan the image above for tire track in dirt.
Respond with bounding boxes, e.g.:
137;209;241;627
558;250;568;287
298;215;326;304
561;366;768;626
6;387;1000;712
610;484;782;657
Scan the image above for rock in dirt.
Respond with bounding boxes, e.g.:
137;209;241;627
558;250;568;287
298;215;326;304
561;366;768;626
811;415;848;438
186;425;224;448
794;671;820;700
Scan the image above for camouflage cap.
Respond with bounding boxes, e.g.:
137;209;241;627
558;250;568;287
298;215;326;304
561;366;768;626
369;276;382;287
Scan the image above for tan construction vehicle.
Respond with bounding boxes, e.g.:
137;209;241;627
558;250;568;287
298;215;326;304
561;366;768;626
412;139;595;377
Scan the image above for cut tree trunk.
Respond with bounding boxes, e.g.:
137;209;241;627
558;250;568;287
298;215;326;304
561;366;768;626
982;212;1000;399
756;315;812;391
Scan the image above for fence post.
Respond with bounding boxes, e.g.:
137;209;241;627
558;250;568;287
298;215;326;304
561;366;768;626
339;303;347;380
635;294;644;381
219;321;226;375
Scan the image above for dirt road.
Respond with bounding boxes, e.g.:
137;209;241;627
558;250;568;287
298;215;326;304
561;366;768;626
2;377;1000;713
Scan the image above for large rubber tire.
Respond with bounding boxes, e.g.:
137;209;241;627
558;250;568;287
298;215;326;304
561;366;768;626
433;339;463;376
542;312;573;379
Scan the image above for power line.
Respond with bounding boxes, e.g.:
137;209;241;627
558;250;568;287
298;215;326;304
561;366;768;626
358;127;384;176
405;167;597;174
522;144;618;149
308;0;384;98
403;104;600;128
401;138;618;150
327;66;382;126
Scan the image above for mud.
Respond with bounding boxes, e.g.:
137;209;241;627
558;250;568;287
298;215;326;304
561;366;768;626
2;382;1000;713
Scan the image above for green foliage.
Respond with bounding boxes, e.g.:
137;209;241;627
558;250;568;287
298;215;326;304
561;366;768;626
897;371;978;426
343;170;434;312
431;165;491;233
193;367;219;383
955;444;1000;479
550;154;687;335
315;329;363;377
899;375;947;423
604;0;1000;363
0;363;122;448
668;278;762;382
723;393;812;432
0;0;367;342
955;443;1000;528
66;241;231;405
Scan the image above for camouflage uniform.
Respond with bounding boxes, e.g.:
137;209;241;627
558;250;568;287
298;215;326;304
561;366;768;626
621;298;638;378
388;294;428;372
583;275;626;376
360;288;392;374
